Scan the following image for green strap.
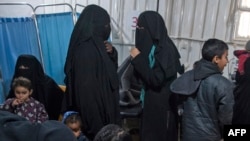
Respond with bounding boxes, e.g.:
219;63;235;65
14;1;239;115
140;45;156;107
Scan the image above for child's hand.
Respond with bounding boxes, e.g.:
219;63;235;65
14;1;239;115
104;41;113;53
12;99;23;107
178;108;184;116
73;130;81;138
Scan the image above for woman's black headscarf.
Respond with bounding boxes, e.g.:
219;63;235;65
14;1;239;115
8;55;45;99
7;54;64;120
136;11;183;77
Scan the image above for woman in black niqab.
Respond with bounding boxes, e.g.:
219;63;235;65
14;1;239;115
7;54;64;120
63;5;120;140
130;11;182;141
135;11;183;76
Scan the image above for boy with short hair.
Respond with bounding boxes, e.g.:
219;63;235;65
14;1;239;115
170;38;234;141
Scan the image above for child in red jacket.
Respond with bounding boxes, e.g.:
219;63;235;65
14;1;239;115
234;40;250;75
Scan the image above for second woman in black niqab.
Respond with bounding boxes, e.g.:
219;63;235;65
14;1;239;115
130;11;182;141
63;5;120;140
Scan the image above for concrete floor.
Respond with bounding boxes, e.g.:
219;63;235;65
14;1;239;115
122;118;182;141
122;118;140;141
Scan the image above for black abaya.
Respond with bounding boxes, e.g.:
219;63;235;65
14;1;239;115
63;5;120;140
131;11;182;141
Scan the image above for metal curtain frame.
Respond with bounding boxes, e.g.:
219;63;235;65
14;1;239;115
75;3;132;44
34;3;74;23
33;3;75;76
0;2;45;70
74;3;85;24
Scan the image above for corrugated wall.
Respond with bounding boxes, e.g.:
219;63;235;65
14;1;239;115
97;0;237;78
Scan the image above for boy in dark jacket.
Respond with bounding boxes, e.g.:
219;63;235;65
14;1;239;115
170;38;234;141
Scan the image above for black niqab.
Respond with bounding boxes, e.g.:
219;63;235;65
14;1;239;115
133;11;181;141
11;55;45;85
65;5;117;93
136;11;183;78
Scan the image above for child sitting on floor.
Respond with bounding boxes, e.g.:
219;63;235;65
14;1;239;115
63;111;89;141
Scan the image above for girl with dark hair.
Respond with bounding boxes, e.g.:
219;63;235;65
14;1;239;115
1;77;48;123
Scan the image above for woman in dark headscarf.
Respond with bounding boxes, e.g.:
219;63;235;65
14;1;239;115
233;57;250;124
63;5;120;140
7;54;64;120
130;11;183;141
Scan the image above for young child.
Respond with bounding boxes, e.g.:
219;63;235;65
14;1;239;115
170;38;234;141
233;40;250;75
63;111;89;141
0;76;48;123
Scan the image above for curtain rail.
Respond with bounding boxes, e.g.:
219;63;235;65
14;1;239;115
0;2;34;10
34;3;74;24
33;3;74;74
34;3;73;12
0;2;44;70
74;4;85;24
112;36;238;46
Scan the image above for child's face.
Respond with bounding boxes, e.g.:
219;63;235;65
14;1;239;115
67;121;81;138
14;86;32;102
213;50;229;71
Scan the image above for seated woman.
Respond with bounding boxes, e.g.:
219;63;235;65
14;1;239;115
6;54;64;120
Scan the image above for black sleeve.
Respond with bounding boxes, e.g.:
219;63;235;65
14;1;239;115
45;76;64;120
108;46;118;69
131;53;165;88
